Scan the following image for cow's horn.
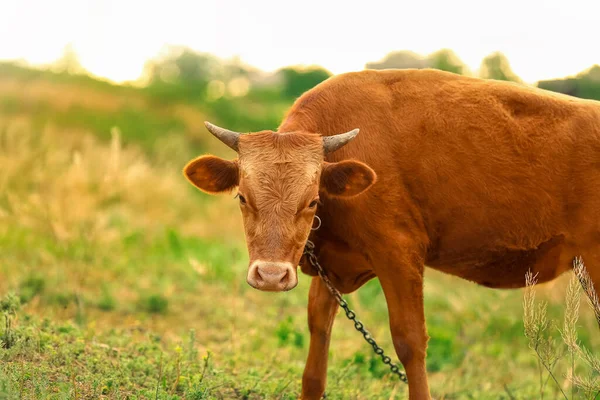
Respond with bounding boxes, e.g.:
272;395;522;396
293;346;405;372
323;129;360;154
204;121;241;152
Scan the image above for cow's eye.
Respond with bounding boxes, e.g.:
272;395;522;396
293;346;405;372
308;199;319;208
237;194;247;205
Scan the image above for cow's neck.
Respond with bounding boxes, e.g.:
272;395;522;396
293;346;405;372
301;209;376;294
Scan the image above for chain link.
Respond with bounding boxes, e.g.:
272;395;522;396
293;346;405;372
303;238;408;384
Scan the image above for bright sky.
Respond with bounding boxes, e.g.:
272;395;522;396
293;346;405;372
1;0;599;84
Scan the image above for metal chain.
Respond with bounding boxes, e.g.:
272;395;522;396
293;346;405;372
303;237;409;384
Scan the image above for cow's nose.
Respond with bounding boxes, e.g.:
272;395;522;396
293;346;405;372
247;261;298;291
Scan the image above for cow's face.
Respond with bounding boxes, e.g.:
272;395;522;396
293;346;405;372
184;122;376;292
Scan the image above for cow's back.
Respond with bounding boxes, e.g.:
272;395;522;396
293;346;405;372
280;69;600;282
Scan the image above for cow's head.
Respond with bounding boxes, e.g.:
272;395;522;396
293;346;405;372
184;122;376;292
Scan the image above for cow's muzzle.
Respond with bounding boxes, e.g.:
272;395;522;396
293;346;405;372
247;261;298;292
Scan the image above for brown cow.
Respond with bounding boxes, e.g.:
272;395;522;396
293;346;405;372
183;69;600;399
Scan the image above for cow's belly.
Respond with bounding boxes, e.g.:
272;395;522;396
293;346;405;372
426;235;569;288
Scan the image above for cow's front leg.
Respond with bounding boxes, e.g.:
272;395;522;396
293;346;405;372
374;238;431;400
301;276;339;399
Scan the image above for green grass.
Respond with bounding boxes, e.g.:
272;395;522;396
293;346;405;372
0;68;599;399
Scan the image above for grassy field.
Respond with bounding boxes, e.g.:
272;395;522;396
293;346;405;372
0;66;599;399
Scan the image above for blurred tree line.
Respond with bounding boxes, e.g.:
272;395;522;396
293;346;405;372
537;65;600;100
140;46;333;131
366;49;600;100
44;44;600;128
366;49;523;83
142;45;600;108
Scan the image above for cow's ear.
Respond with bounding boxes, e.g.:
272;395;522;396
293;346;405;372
183;155;239;194
320;160;376;198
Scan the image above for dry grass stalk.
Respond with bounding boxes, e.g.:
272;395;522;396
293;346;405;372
524;258;600;399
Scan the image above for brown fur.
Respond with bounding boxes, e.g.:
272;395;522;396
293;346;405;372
185;69;600;399
321;160;377;197
184;156;239;194
237;131;324;265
